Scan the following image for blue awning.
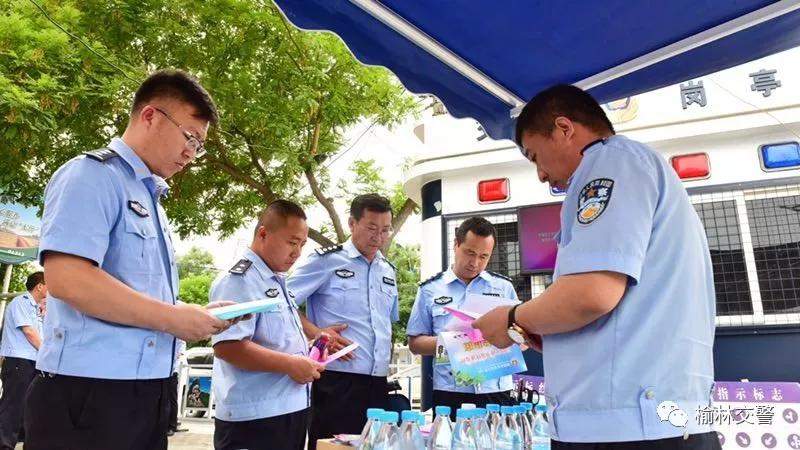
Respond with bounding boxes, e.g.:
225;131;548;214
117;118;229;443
273;0;800;140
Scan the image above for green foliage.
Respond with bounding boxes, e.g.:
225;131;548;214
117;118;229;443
0;0;418;243
177;246;215;279
0;262;36;294
178;273;214;307
386;242;420;344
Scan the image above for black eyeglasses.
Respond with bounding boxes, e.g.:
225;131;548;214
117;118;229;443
154;107;207;158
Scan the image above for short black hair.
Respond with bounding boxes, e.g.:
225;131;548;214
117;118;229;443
455;217;496;245
25;271;45;292
350;194;392;221
254;199;307;235
132;69;219;126
515;84;614;146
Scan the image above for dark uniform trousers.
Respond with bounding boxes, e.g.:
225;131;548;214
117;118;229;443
553;432;723;450
23;374;170;450
215;408;310;450
431;389;515;422
308;371;389;450
0;357;37;450
168;372;179;431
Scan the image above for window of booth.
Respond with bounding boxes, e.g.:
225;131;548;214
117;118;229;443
691;182;800;327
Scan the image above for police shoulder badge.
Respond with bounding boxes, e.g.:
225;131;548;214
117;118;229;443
577;178;614;225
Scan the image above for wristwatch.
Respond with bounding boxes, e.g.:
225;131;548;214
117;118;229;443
507;304;531;345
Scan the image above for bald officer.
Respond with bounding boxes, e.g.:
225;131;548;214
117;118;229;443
212;200;323;450
474;85;719;450
26;70;237;450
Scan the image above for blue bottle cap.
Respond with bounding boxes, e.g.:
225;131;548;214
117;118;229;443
366;408;384;419
456;408;470;419
435;405;452;416
383;411;399;423
486;403;500;412
474;407;487;416
519;402;533;411
501;405;514;414
401;410;416;422
535;404;548;413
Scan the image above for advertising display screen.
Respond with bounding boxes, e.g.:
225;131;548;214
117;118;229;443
518;204;561;273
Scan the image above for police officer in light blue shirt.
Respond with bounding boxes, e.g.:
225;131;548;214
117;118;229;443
211;200;322;450
288;193;399;450
0;271;46;450
475;85;719;450
407;217;518;420
25;70;238;450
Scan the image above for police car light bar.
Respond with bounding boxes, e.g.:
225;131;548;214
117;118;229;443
478;178;509;203
759;142;800;171
671;153;710;180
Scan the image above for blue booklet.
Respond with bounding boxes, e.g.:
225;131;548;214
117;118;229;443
208;299;282;320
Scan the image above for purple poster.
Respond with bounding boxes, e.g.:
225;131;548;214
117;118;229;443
518;204;561;273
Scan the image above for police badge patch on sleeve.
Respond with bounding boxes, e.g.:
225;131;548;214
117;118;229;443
577;178;614;225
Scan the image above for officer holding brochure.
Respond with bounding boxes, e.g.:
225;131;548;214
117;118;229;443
210;200;323;450
407;217;518;420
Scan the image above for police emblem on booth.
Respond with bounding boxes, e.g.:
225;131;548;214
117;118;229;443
265;288;279;298
434;296;453;305
577;178;614;225
335;269;355;279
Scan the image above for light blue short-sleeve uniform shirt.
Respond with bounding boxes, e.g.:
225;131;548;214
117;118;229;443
36;138;179;380
406;268;518;393
543;135;716;442
211;248;310;422
287;240;399;377
0;293;42;361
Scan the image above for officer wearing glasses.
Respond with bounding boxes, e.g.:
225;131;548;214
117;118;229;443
288;194;399;450
26;70;238;450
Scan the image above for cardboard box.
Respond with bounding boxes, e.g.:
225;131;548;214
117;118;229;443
316;439;354;450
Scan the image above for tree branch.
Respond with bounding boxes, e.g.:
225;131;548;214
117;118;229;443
307;226;335;248
205;153;276;202
231;125;269;182
382;198;418;254
305;168;347;243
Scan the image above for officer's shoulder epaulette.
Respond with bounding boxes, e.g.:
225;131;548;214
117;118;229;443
487;270;513;282
382;257;397;272
228;259;252;275
315;244;343;256
418;271;444;287
83;147;119;162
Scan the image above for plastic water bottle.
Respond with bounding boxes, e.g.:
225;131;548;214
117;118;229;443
451;409;476;450
374;411;400;450
516;405;533;450
532;404;550;450
485;403;502;434
519;403;535;430
398;411;425;450
471;408;493;450
358;408;385;450
494;406;522;450
429;406;453;450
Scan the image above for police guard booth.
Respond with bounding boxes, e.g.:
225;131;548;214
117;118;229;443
272;0;800;437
